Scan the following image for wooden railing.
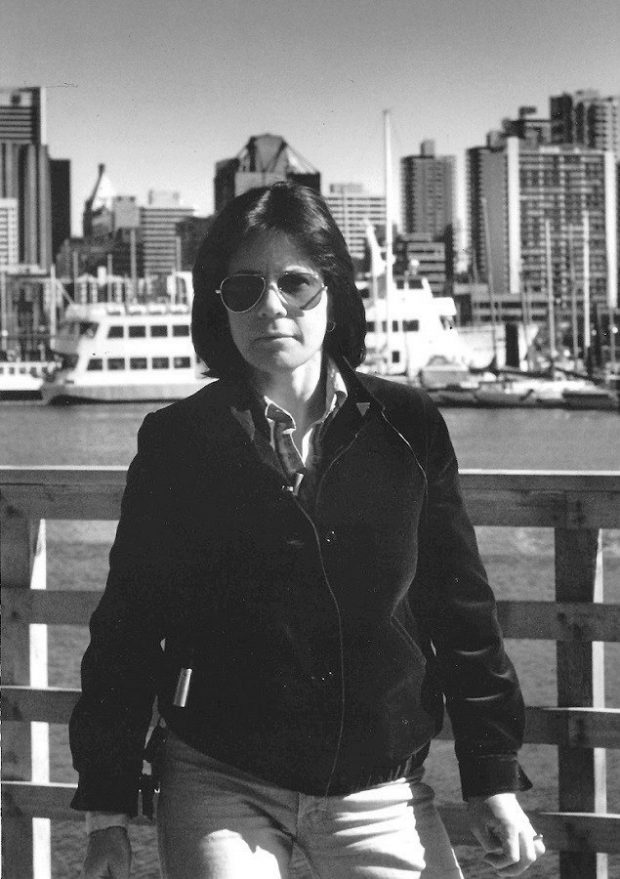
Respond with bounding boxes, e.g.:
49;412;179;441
2;467;620;879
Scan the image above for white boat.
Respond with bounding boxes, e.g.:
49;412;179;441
0;359;50;400
41;300;211;404
361;276;470;379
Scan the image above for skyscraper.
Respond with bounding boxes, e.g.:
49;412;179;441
467;136;617;309
325;184;385;264
140;191;194;278
551;90;620;158
0;86;70;269
214;134;321;212
400;141;456;283
0;87;51;269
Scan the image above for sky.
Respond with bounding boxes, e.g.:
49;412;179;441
2;0;619;236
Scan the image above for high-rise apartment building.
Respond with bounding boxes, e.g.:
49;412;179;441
0;198;19;266
325;183;385;264
551;90;620;158
0;87;51;269
400;141;456;283
0;87;70;269
467;136;617;309
140;191;194;278
214;134;321;212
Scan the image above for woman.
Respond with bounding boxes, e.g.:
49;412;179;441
71;182;545;878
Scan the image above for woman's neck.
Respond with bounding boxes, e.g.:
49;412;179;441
253;354;326;434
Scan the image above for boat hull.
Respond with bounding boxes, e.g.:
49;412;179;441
42;380;210;405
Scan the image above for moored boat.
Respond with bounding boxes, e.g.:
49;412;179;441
41;301;212;404
0;360;51;400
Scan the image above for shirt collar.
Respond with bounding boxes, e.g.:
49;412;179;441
262;357;348;430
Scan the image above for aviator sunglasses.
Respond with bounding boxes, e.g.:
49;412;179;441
217;271;327;313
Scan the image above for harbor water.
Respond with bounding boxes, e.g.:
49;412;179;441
1;399;619;878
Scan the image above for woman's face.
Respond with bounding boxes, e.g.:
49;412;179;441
225;230;329;380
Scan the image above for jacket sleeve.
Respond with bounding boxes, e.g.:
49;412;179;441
410;398;532;800
69;413;172;815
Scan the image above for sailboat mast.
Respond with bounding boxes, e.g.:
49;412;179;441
383;109;393;371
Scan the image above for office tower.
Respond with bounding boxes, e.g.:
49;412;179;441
325;184;385;264
551;90;620;158
467;136;617;311
0;87;52;269
214;134;321;212
400;141;456;283
140;191;194;278
393;234;447;296
0;198;19;265
50;159;71;258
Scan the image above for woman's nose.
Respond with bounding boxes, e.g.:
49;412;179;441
258;282;287;316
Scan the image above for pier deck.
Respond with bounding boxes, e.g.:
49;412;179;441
2;466;620;878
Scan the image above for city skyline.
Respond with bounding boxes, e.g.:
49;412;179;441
2;0;619;236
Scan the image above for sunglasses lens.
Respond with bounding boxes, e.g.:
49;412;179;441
220;275;265;312
278;273;324;308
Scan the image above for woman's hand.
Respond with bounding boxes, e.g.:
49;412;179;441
82;826;131;879
467;792;545;876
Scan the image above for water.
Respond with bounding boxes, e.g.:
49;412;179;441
1;398;618;469
1;399;619;878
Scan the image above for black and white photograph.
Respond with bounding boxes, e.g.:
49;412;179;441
1;2;619;877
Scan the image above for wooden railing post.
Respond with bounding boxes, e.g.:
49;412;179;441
1;497;51;879
555;526;607;879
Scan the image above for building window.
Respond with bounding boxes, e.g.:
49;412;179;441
130;358;148;370
152;357;170;369
151;325;168;337
172;324;190;337
173;356;191;369
392;351;401;363
128;325;146;338
366;321;375;332
87;358;103;371
107;358;125;370
403;320;420;331
107;326;124;338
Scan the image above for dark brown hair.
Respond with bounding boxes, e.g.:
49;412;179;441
191;182;366;378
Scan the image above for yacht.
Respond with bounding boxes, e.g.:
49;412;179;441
41;300;211;404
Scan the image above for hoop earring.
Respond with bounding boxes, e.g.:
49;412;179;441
326;320;336;333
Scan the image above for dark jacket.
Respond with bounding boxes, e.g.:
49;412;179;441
70;367;530;815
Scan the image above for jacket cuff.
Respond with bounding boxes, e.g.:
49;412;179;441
458;755;533;801
71;770;141;817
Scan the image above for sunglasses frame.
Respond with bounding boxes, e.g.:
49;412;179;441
217;272;327;314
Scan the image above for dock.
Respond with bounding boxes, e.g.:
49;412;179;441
1;467;620;878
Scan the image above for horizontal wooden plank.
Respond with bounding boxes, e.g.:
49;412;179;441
2;687;81;723
497;600;620;642
438;804;620;853
6;589;620;644
2;588;101;625
438;706;620;748
3;782;620;853
4;687;619;749
1;468;620;525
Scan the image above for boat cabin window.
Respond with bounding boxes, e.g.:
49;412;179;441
87;358;103;371
173;356;191;369
172;324;190;337
403;320;420;332
107;325;124;339
366;321;375;332
151;325;168;337
153;357;170;369
130;358;148;370
392;351;401;364
107;358;126;370
128;325;146;338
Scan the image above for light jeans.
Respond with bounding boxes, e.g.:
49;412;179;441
156;731;463;879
